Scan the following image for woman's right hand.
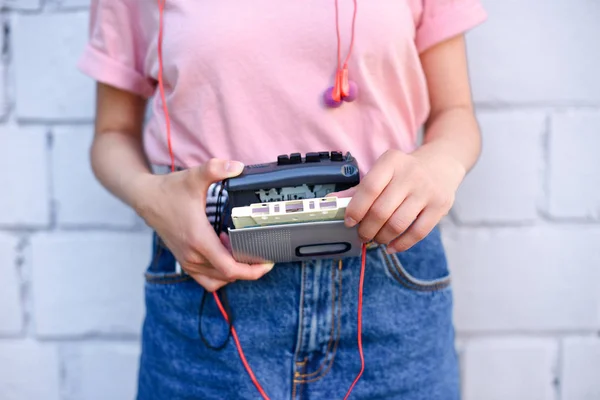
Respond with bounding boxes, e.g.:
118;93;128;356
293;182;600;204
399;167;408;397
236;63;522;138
134;158;274;292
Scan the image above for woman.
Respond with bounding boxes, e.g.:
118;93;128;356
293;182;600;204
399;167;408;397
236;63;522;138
79;0;486;398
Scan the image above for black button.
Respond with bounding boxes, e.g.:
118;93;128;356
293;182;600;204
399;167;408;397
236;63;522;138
277;155;290;165
331;151;343;161
290;153;302;164
306;152;320;162
319;151;330;159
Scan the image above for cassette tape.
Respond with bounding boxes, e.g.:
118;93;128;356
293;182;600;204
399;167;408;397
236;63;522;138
231;197;350;229
228;220;361;264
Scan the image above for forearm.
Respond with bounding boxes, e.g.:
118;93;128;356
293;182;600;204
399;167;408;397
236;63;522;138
412;106;481;188
90;131;155;213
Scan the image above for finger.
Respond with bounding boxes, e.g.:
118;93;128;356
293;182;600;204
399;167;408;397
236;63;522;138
219;232;232;253
355;180;409;242
196;218;275;281
386;207;439;253
325;186;357;199
181;261;233;281
373;195;425;245
192;274;230;293
344;160;395;227
192;158;245;193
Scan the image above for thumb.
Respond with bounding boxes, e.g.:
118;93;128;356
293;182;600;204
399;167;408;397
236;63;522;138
326;187;357;199
219;232;232;253
195;158;245;187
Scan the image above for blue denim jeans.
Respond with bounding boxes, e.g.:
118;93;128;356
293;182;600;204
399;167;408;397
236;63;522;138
136;226;458;399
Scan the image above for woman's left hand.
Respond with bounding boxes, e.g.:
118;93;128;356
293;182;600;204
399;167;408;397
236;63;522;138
343;148;465;253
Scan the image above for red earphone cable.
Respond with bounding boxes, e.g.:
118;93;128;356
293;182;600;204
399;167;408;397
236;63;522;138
344;242;366;399
333;0;357;101
157;2;365;398
213;294;271;399
157;0;175;173
335;0;358;70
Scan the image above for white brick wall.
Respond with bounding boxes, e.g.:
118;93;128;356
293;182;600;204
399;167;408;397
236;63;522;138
462;338;558;400
0;340;60;400
30;232;149;337
52;127;137;227
63;343;140;400
0;0;598;399
560;337;600;400
0;234;22;335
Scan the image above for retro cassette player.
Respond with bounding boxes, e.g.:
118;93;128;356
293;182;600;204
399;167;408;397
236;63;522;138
224;151;361;264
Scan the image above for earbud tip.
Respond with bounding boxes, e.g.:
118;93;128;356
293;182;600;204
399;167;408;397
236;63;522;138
343;80;358;102
323;87;343;108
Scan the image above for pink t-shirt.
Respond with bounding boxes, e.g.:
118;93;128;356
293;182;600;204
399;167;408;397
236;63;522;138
78;0;486;174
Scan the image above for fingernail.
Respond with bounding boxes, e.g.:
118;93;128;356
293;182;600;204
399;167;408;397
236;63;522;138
385;246;395;254
264;262;275;271
226;161;244;174
345;217;357;227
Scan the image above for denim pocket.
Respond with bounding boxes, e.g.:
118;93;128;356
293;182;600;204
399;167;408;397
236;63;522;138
145;233;193;285
378;226;451;292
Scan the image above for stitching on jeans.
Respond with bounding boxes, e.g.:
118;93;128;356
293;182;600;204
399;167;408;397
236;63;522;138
294;263;307;361
295;260;336;378
293;260;342;384
381;247;451;292
292;357;308;400
389;250;451;290
291;262;308;398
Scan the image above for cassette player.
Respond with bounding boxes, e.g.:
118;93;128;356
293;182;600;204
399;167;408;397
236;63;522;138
224;151;361;264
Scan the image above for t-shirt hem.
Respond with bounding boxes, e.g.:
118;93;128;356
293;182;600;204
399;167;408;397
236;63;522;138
77;44;155;99
415;2;487;54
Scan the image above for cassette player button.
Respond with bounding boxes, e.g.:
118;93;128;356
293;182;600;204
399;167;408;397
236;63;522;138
290;153;302;164
331;151;343;161
305;152;320;162
319;151;330;159
277;154;290;165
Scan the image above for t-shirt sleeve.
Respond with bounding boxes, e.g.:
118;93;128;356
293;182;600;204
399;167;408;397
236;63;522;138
77;0;155;98
415;0;487;53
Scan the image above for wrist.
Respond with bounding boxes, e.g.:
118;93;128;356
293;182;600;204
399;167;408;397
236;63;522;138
127;173;162;219
412;145;466;190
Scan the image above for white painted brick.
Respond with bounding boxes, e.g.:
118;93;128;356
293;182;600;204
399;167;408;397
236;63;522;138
13;12;93;121
64;343;140;400
0;63;8;121
30;232;151;337
462;338;557;400
0;127;49;227
53;127;137;227
0;340;60;400
0;234;21;335
443;226;600;332
560;337;600;400
548;112;600;219
453;111;544;223
468;0;600;104
1;0;41;10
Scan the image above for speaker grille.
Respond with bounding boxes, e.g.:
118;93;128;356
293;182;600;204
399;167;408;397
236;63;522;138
230;228;292;263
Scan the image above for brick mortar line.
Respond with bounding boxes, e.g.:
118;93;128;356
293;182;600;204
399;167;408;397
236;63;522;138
0;226;149;233
457;332;600;340
555;338;564;400
34;334;140;343
1;6;89;15
538;113;552;220
15;235;33;337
